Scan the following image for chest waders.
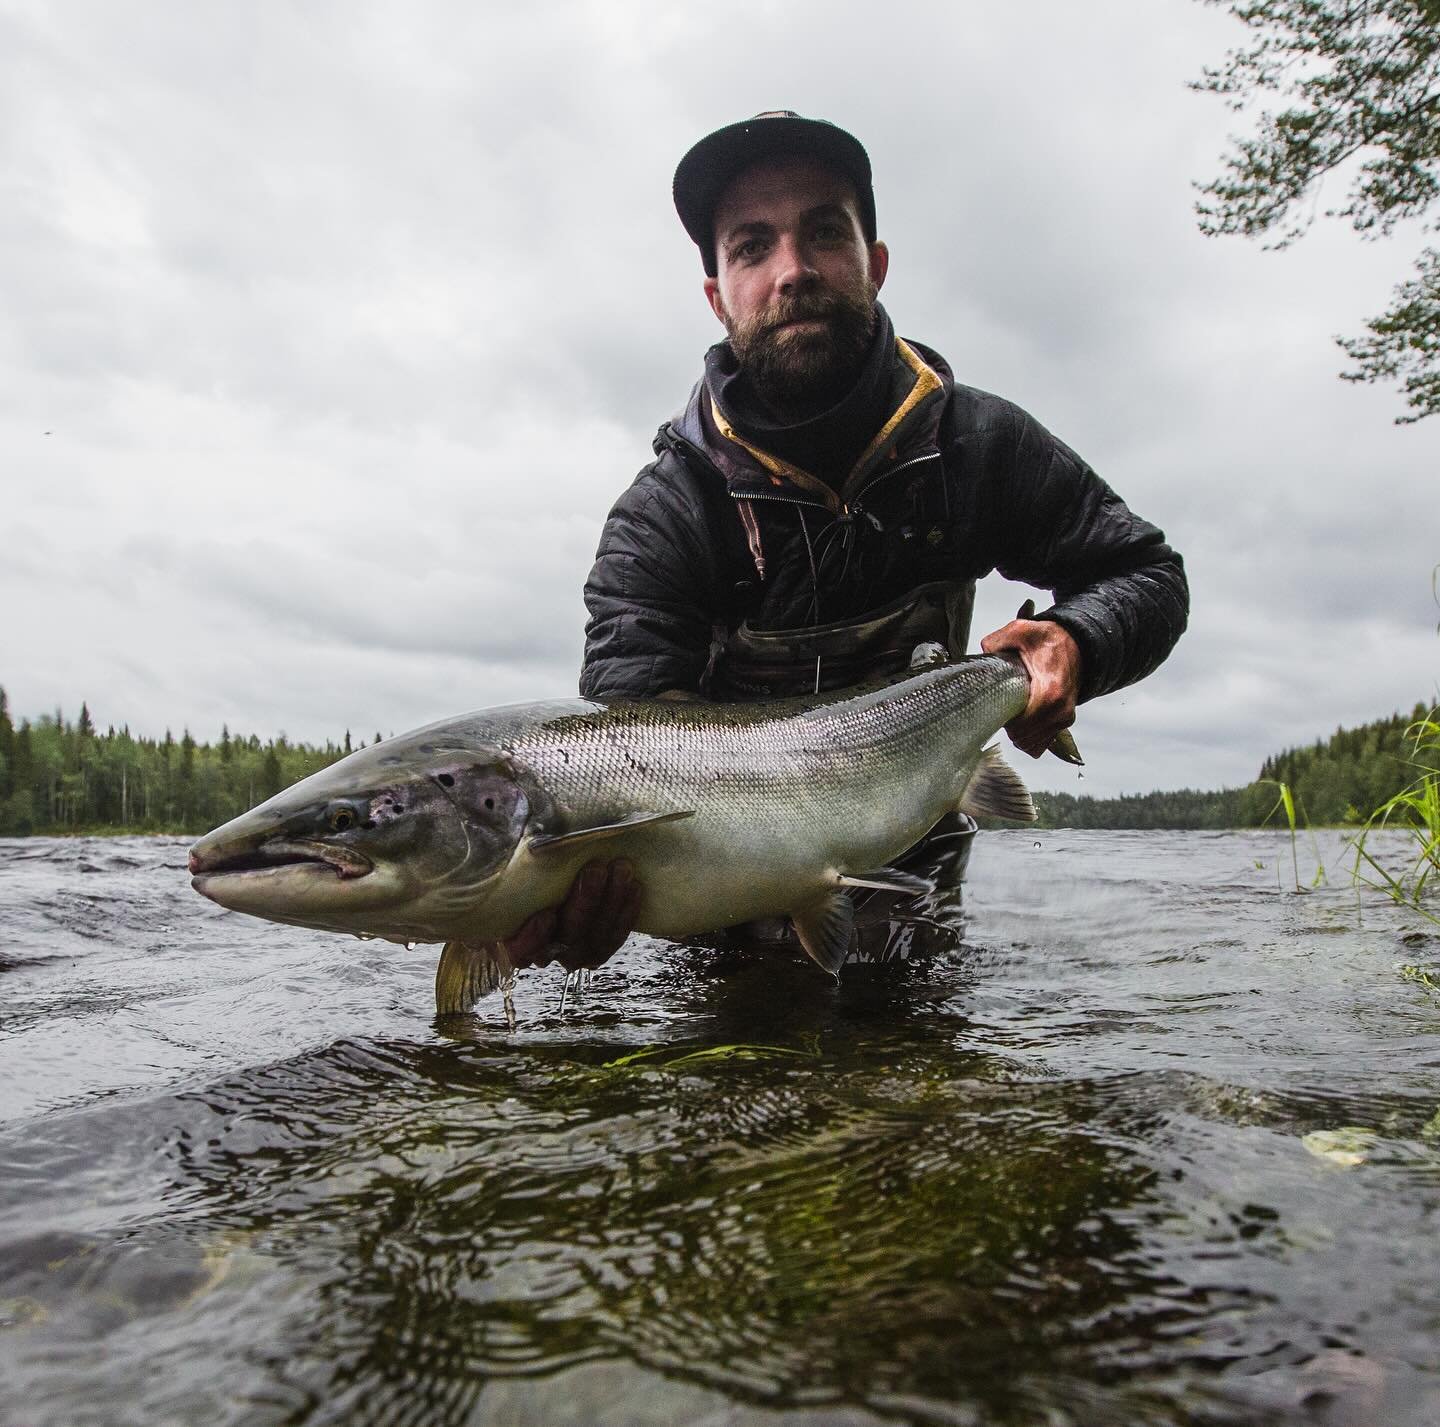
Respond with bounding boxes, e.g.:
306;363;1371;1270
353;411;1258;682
706;579;976;701
701;579;980;965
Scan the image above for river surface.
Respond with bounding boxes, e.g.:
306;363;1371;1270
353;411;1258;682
1;831;1438;1426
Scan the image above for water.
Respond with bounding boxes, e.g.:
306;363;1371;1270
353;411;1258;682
1;831;1438;1426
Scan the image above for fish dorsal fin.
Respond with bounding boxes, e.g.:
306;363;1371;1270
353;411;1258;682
527;809;693;854
836;867;936;897
791;891;855;978
959;745;1036;822
435;939;510;1015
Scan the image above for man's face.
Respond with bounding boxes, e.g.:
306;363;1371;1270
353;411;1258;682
704;157;889;409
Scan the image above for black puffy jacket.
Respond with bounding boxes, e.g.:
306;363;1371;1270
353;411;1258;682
580;333;1188;704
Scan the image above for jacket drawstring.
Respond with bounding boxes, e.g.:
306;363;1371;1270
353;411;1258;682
796;506;822;627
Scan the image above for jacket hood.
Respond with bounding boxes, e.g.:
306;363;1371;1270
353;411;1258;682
662;321;955;511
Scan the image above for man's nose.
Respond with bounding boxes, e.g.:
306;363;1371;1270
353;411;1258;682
773;235;819;296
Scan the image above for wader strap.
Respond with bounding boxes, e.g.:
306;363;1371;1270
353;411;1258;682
711;578;977;699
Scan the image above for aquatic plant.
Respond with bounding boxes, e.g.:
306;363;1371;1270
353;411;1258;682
602;1041;820;1072
1255;778;1327;892
1399;963;1440;997
1353;712;1440;924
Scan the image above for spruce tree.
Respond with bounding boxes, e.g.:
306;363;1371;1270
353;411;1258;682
0;687;14;799
262;746;283;800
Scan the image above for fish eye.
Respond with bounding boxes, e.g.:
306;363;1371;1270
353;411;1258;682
328;805;359;832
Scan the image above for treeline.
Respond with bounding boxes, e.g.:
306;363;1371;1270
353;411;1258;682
1033;701;1436;829
0;687;361;837
0;685;1434;836
1033;786;1252;830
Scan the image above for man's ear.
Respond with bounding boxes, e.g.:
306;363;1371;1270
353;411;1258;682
869;240;890;292
703;275;727;326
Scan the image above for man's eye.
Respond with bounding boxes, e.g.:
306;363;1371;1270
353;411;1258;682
733;238;767;261
813;223;848;242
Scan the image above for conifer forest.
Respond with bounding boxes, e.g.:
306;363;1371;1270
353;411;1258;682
0;683;1433;835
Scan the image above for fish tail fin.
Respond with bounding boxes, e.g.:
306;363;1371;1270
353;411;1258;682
958;744;1036;823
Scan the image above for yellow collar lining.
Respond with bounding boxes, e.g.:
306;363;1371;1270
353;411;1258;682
709;337;944;514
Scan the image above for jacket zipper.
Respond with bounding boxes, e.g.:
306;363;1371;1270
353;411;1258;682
727;449;942;522
848;449;942;520
667;423;941;521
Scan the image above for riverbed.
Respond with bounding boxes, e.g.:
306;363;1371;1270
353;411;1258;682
1;831;1437;1426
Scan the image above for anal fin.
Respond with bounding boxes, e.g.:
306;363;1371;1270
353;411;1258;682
791;891;855;978
435;939;511;1015
527;809;693;854
959;745;1037;823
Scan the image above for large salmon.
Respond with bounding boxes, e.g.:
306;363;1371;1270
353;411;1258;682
189;653;1046;996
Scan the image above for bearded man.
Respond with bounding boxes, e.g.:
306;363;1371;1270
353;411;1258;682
517;113;1188;969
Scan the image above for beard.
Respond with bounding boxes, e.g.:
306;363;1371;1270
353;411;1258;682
724;277;878;415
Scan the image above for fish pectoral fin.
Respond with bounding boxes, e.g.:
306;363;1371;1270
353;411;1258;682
836;867;936;897
435;939;511;1015
959;744;1037;822
791;891;855;979
526;809;694;854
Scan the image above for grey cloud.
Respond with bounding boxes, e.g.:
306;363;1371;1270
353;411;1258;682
2;0;1437;799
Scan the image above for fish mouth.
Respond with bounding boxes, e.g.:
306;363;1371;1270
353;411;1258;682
189;839;374;886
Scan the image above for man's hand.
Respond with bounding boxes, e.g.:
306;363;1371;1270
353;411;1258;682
504;858;641;971
979;616;1082;759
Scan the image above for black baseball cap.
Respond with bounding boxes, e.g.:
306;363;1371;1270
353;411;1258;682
673;111;876;277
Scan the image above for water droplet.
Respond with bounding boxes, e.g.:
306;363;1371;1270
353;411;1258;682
354;933;375;942
1077;771;1084;780
558;968;585;1016
404;941;416;951
1033;841;1042;849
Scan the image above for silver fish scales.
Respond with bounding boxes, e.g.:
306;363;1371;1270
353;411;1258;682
189;653;1040;998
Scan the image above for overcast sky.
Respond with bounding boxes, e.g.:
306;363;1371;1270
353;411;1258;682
3;0;1436;799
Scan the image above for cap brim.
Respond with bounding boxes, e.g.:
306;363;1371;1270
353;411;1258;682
673;115;874;276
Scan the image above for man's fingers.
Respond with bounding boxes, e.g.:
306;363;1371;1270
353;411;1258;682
506;907;558;966
1009;729;1048;760
1006;701;1077;760
544;858;644;971
557;858;607;948
592;859;637;953
599;878;643;959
